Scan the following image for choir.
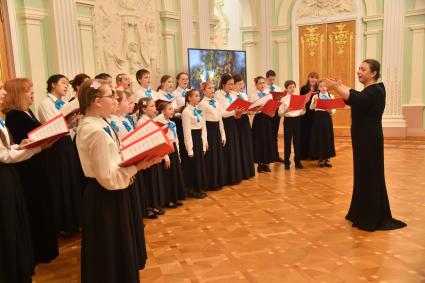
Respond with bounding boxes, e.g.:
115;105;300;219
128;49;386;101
0;68;341;283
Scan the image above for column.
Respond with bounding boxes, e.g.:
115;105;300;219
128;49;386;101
364;30;379;59
21;8;48;114
49;0;82;78
198;0;210;48
275;38;289;83
260;0;271;73
381;0;406;136
243;39;258;95
180;0;193;70
409;24;425;105
162;30;177;75
78;16;96;76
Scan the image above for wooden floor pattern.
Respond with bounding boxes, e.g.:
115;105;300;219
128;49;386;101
33;138;425;283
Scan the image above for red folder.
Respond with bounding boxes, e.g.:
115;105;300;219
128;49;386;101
121;118;161;147
261;99;282;117
270;91;287;100
316;98;346;110
303;91;315;103
226;98;252;112
119;128;174;167
21;114;69;149
288;95;306;110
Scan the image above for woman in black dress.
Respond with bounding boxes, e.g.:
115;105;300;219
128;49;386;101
326;59;406;232
3;78;59;264
300;72;319;160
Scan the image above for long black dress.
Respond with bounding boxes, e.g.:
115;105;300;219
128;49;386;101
345;83;406;232
0;129;34;283
5;109;59;264
236;114;255;179
300;85;317;160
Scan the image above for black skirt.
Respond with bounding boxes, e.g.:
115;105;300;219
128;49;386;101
235;114;255;179
252;113;275;164
15;152;59;264
171;117;185;155
163;143;186;202
81;179;140;283
142;164;165;209
0;164;34;283
181;129;208;192
46;135;82;234
135;172;149;218
309;111;336;160
205;121;225;189
222;117;242;185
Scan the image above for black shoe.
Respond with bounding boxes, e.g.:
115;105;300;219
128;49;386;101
201;192;208;198
284;164;290;170
264;165;271;172
257;164;266;173
146;210;158;219
324;161;332;167
153;208;165;215
176;202;183;206
295;163;304;169
275;156;285;163
167;202;178;208
190;192;206;199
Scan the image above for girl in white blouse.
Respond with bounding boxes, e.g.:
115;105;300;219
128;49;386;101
157;101;186;207
199;81;226;190
181;89;208;198
156;75;177;105
109;88;134;140
76;79;160;283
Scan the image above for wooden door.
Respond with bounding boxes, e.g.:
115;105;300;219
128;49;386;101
0;0;12;82
299;20;356;136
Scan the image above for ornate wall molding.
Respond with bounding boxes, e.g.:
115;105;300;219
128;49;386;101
93;0;161;79
405;8;425;17
160;10;180;20
296;0;357;20
362;15;383;22
213;0;229;49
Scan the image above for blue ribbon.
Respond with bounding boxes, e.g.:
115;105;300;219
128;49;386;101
122;120;132;132
103;126;112;138
208;98;217;108
110;121;120;133
270;85;275;92
0;117;5;128
319;94;330;100
181;90;186;97
168;121;177;139
125;114;135;128
258;92;266;98
193;108;202;122
237;93;244;100
55;99;65;110
165;92;174;100
145;88;152;98
224;93;233;104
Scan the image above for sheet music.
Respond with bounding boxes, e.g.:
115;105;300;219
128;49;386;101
121;130;166;161
60;99;80;117
121;121;160;147
28;115;68;141
248;94;271;110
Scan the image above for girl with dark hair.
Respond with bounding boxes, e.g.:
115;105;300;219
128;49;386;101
70;73;91;100
299;71;319;160
250;76;275;173
156;75;175;101
232;74;255;179
181;89;208;198
215;74;243;184
326;59;406;232
172;72;190;154
38;74;83;236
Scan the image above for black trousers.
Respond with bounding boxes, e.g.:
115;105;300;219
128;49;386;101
271;110;281;159
283;116;301;164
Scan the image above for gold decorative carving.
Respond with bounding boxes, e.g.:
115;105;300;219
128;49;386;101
301;26;323;56
329;23;354;54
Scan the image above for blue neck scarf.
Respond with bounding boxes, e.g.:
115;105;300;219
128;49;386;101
122;120;132;132
258;92;266;98
145;88;152;98
165;92;174;100
224;93;233;104
110;121;120;133
270;85;275;92
193;108;202;122
0;117;5;128
208;98;217;108
103;126;112;138
55;99;65;110
181;90;186;97
167;121;177;139
125;114;135;128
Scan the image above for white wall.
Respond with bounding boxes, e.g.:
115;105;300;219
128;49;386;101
223;0;241;50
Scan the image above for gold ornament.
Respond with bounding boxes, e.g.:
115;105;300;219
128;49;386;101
329;23;354;54
301;26;323;56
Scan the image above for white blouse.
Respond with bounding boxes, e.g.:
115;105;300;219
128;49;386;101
249;89;271;103
134;87;158;102
181;104;208;156
215;89;237;118
38;94;63;123
172;87;189;108
0;122;41;164
231;91;249;101
267;84;283;92
76;116;137;190
156;115;180;162
199;97;226;141
109;114;134;141
310;93;336;114
278;94;306;118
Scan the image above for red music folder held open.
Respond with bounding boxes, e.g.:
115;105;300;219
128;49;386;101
288;95;306;110
270;91;287;100
21;114;69;149
121;118;161;147
226;98;252;112
119;128;174;167
261;99;282;117
316;98;346;110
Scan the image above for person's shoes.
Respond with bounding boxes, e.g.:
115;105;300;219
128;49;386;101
284;163;290;170
264;164;271;172
377;218;407;230
146;210;158;219
176;202;183;206
257;164;265;173
167;202;178;208
318;160;326;167
201;192;208;198
190;192;206;199
275;156;285;163
153;208;165;215
324;161;332;167
295;163;304;169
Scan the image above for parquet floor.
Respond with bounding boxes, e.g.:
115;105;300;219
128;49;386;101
33;138;425;283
